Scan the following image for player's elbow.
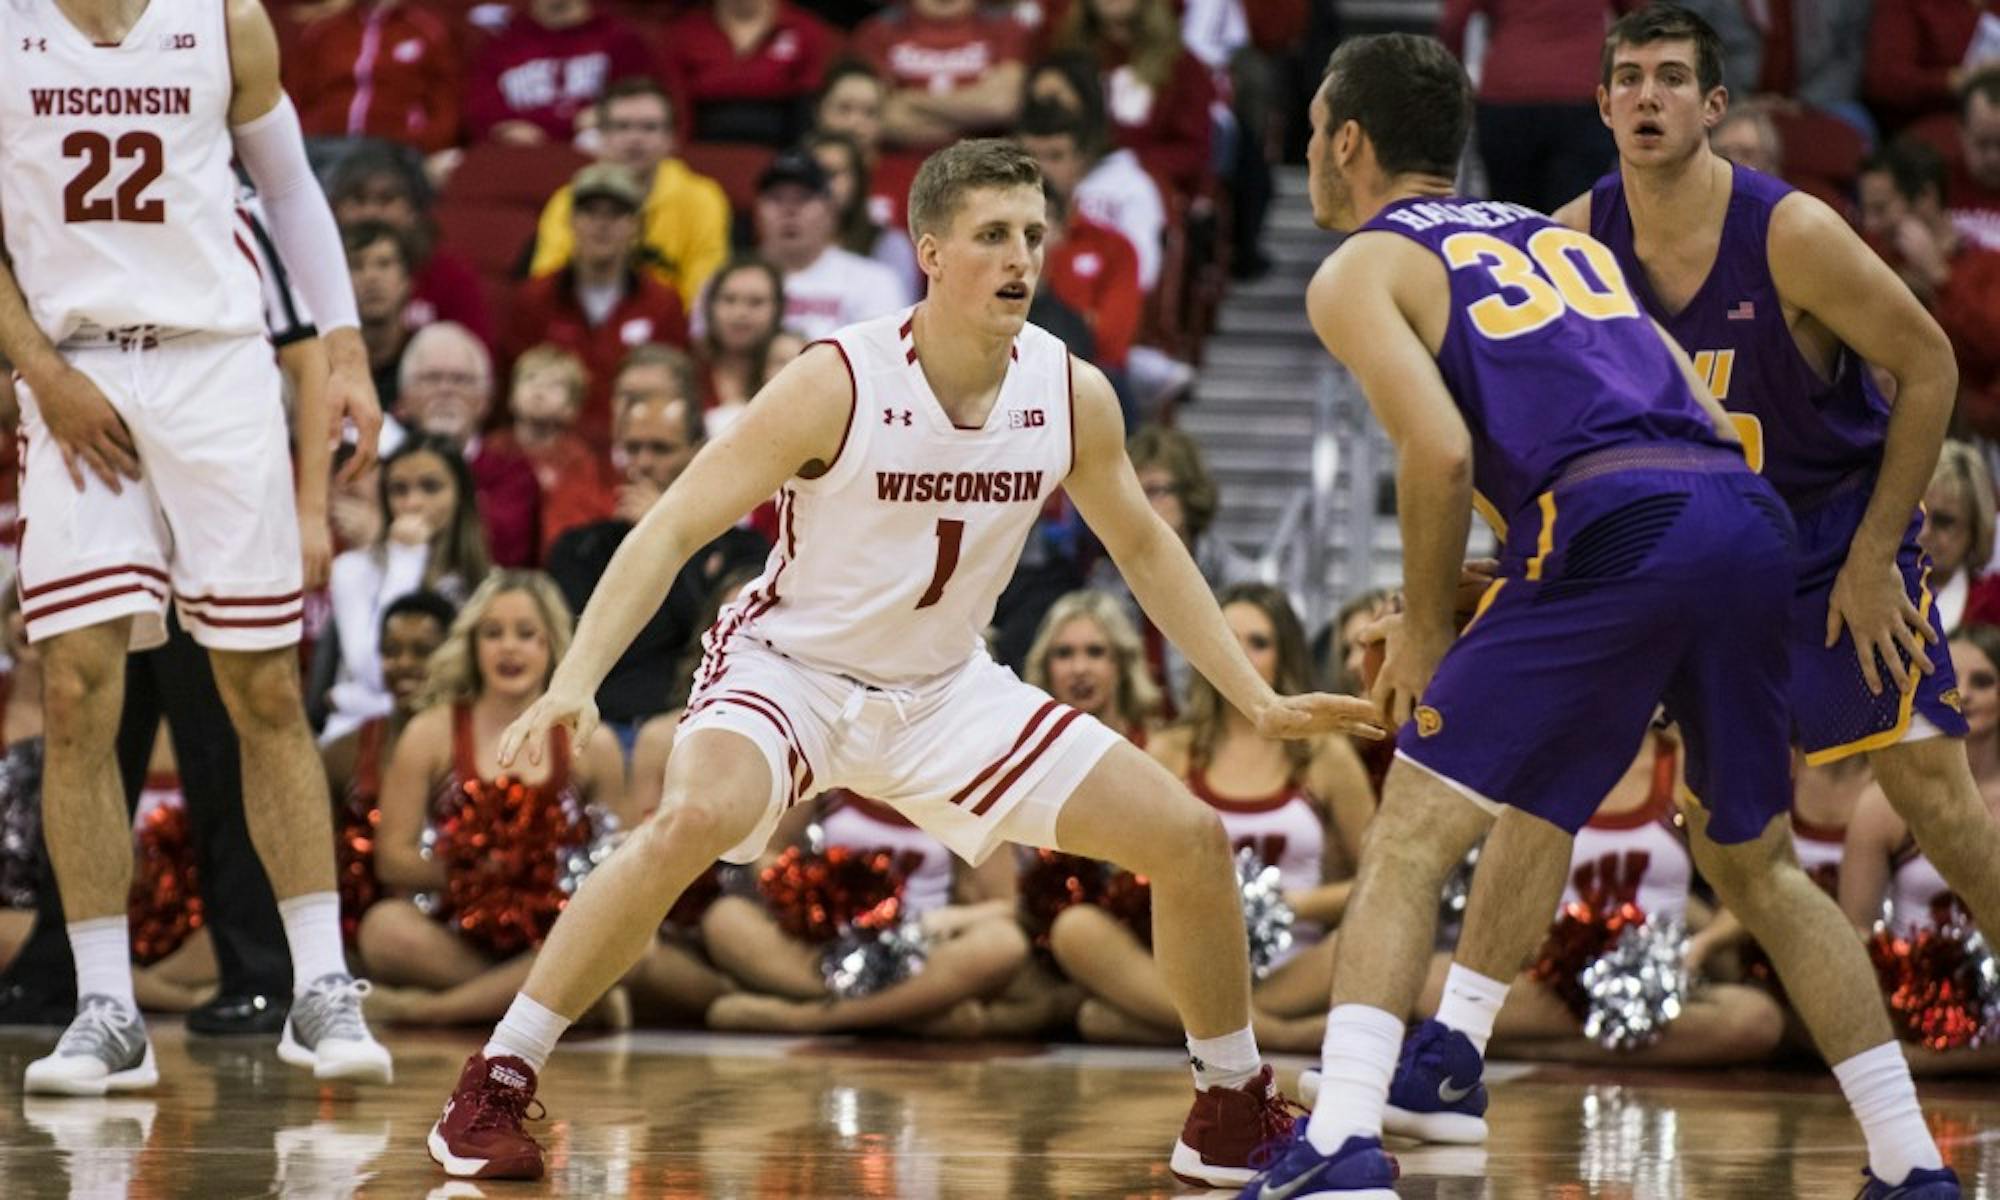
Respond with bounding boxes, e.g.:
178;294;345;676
1403;435;1472;490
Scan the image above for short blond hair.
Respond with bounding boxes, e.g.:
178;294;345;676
907;138;1042;242
510;344;587;412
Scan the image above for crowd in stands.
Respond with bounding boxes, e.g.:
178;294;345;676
1;0;1999;1076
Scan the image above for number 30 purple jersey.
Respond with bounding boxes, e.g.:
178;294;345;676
1357;197;1728;535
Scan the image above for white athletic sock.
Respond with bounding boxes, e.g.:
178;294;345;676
484;993;570;1074
1832;1042;1944;1185
67;916;136;1011
1187;1025;1261;1091
1434;962;1508;1057
1306;1004;1403;1154
277;892;350;994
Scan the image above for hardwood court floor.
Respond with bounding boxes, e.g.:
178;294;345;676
0;1025;1996;1199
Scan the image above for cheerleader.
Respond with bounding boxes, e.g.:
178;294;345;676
1415;732;1785;1066
701;788;1030;1037
1842;626;2000;1074
1049;584;1374;1052
358;572;632;1026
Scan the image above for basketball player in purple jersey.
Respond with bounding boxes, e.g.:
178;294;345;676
1371;9;1989;1197
1241;34;1957;1200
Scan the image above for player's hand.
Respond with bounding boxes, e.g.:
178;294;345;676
497;686;600;770
297;507;333;590
31;364;140;492
1252;691;1387;741
1364;613;1451;729
322;332;383;486
1826;556;1935;696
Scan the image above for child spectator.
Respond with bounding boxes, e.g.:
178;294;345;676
491;346;618;557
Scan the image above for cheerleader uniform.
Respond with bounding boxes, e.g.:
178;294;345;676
1186;765;1327;964
1558;744;1691;925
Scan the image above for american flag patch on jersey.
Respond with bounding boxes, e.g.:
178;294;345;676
1726;300;1756;320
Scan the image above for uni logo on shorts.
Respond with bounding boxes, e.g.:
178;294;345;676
1415;706;1444;737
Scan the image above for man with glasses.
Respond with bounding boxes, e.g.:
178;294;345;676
528;78;731;313
399;324;542;568
546;345;769;751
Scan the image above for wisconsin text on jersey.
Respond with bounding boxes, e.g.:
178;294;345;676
874;470;1045;503
28;87;193;116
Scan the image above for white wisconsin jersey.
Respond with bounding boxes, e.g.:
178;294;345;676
819;792;955;916
1560;797;1691;924
715;309;1074;687
1789;808;1846;899
0;0;261;342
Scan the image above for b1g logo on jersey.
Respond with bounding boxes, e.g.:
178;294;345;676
1007;409;1045;429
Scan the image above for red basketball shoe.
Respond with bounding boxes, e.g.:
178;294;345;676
1168;1064;1307;1187
426;1054;546;1180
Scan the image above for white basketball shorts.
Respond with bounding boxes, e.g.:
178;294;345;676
678;637;1123;866
15;331;303;651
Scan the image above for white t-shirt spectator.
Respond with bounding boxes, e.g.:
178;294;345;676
1075;148;1167;292
780;246;912;341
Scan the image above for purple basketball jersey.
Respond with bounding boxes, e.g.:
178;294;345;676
1590;163;1890;508
1356;197;1727;531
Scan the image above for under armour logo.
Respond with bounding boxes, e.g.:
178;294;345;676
884;408;912;426
22;36;46;51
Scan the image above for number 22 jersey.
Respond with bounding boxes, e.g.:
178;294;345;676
705;308;1075;688
1354;197;1729;534
0;0;261;342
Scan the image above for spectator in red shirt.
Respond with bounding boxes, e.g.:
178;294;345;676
466;0;657;145
1020;105;1139;371
288;0;462;154
506;164;692;450
492;345;617;557
853;0;1029;151
398;323;545;567
1439;0;1631;214
1952;71;2000;251
1866;0;2000;141
329;143;496;349
694;255;806;420
1862;138;2000;444
661;0;839;146
345;220;421;417
803;129;922;295
812;59;921;234
1053;0;1213;197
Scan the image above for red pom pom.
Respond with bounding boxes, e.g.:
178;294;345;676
1018;850;1108;955
128;801;204;966
1868;924;1995;1052
1529;900;1644;1023
1100;869;1154;946
432;774;591;956
335;797;381;947
757;845;906;944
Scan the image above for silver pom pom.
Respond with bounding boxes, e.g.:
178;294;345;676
1581;915;1689;1050
412;825;441;915
821;915;929;998
0;739;45;909
1236;846;1296;980
1434;841;1482;949
558;804;624;896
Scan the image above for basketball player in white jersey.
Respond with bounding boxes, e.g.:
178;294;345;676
426;140;1385;1185
0;0;389;1093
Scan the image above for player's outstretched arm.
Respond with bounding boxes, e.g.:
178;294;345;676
1770;192;1950;693
498;345;854;766
1307;234;1475;727
1062;358;1384;741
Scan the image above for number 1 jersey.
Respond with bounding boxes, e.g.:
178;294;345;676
0;0;261;342
703;309;1075;689
1356;197;1728;534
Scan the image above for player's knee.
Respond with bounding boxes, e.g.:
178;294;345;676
633;795;759;867
39;646;121;737
698;895;765;945
215;650;306;734
355;902;427;978
1124;797;1229;879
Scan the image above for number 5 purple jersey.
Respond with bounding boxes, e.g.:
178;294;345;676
1355;197;1730;536
1589;162;1891;511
